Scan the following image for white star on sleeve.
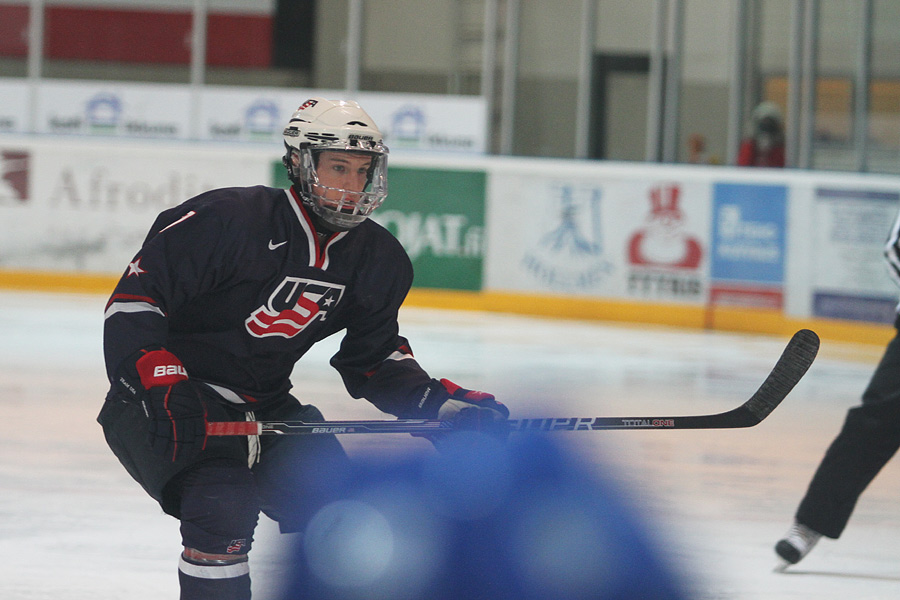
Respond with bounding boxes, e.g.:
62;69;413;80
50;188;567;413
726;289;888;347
127;258;146;277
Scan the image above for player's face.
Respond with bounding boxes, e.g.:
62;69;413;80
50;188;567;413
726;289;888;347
313;151;372;203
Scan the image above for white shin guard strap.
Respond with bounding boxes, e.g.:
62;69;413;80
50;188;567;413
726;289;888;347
178;555;249;580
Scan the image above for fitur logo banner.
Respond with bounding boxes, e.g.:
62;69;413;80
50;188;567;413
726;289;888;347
626;183;704;301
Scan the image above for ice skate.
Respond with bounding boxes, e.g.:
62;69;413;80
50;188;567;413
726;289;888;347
774;522;821;570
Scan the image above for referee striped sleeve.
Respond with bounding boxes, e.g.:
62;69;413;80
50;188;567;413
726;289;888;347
885;208;900;288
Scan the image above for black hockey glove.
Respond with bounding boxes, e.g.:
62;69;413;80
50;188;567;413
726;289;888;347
117;349;208;462
422;378;509;438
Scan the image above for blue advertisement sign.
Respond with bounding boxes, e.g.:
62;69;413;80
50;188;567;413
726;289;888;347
711;183;787;284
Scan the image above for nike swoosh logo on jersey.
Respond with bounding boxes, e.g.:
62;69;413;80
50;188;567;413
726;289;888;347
268;240;287;250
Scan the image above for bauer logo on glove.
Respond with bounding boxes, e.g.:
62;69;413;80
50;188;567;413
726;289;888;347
136;350;190;388
152;364;188;379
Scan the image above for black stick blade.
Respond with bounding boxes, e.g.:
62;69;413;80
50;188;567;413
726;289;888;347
741;328;820;424
577;328;821;430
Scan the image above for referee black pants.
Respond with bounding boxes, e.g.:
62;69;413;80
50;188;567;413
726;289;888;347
796;324;900;538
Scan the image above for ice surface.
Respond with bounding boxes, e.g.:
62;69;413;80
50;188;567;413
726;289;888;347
1;290;897;599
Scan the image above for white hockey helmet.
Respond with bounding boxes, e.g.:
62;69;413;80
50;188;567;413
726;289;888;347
282;97;389;231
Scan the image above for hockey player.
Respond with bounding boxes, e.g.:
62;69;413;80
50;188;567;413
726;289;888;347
775;209;900;567
98;97;508;599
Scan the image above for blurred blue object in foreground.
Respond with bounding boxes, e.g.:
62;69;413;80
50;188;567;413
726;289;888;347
278;433;690;600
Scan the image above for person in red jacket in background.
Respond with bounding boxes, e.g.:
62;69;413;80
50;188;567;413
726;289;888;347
737;102;786;168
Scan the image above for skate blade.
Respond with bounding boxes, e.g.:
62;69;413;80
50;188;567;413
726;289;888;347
773;560;792;573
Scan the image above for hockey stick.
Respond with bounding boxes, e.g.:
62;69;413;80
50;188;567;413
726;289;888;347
207;329;819;436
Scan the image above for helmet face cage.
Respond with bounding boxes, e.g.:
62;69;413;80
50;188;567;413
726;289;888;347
289;144;388;230
282;98;389;231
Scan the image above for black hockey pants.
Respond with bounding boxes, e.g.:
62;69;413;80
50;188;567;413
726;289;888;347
99;392;350;599
795;323;900;538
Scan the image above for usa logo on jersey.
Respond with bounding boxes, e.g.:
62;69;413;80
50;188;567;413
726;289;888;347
245;277;345;339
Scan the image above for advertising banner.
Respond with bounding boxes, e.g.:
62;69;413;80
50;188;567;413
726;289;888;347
0;141;269;273
623;181;709;303
6;79;487;150
370;167;486;290
0;148;28;205
485;173;710;303
811;188;900;323
199;86;368;145
709;183;787;309
357;93;486;154
35;80;192;138
200;86;294;143
0;78;29;134
201;85;487;153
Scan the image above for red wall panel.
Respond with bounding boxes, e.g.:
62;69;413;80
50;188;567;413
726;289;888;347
0;6;273;68
207;13;272;68
45;7;192;64
0;5;30;57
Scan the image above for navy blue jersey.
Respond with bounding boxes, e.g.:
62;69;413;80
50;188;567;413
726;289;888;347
103;185;435;417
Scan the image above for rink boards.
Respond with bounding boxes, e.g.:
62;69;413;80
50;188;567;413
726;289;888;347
2;134;900;345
